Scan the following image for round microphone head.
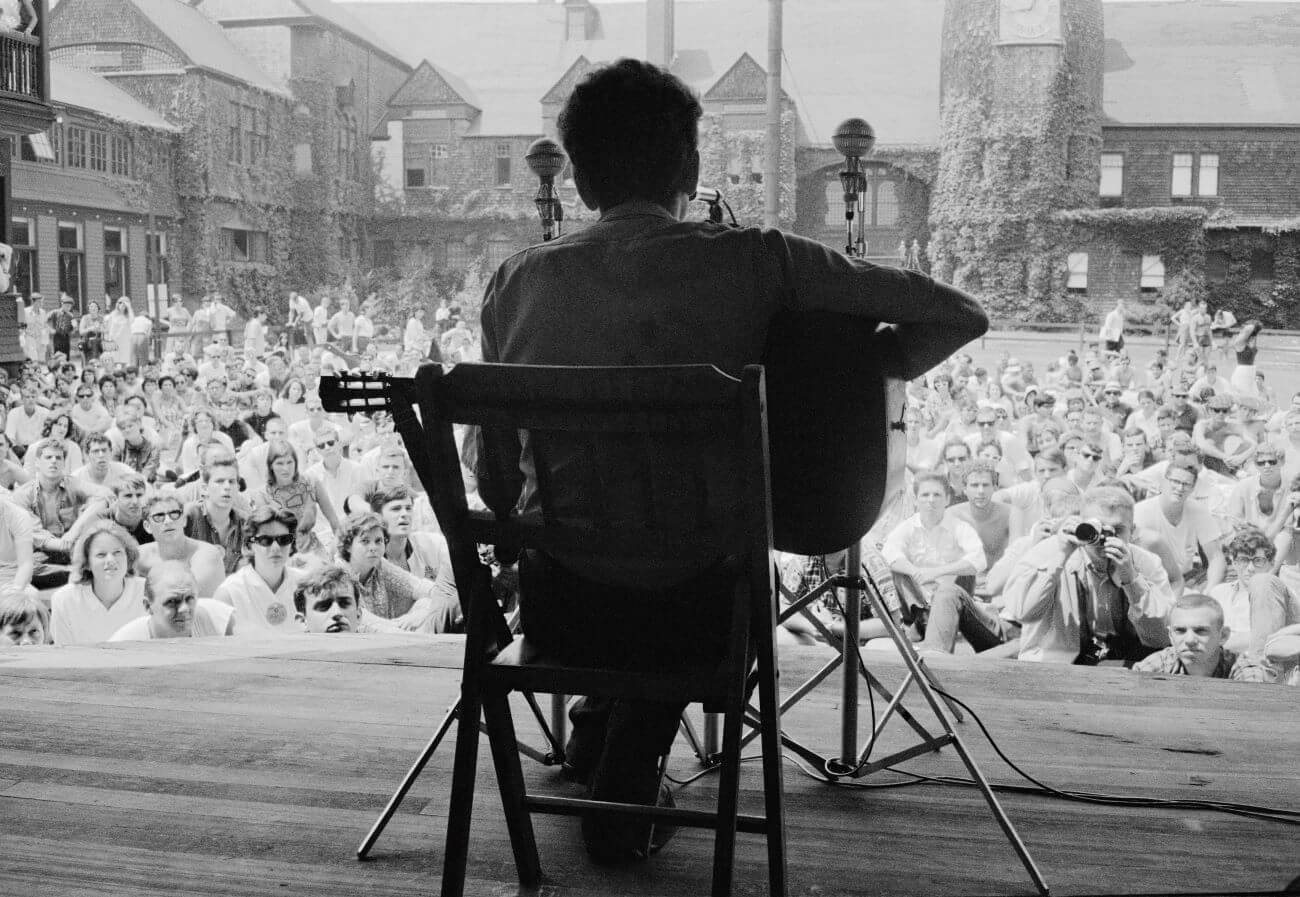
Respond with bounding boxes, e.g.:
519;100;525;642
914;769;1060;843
525;137;567;179
832;118;876;160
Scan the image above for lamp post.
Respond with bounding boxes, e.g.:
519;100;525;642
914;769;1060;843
832;117;876;258
525;137;566;242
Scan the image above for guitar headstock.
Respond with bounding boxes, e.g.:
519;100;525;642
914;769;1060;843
318;372;414;415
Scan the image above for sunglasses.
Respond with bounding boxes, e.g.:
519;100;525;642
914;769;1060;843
1256;458;1280;467
1104;391;1121;396
148;509;184;523
76;392;93;399
251;533;295;548
1080;452;1103;461
977;420;997;427
1171;393;1189;398
316;438;338;449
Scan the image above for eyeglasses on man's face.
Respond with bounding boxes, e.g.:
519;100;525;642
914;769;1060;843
1233;555;1272;569
1256;457;1280;467
148;509;184;523
316;437;337;450
1165;477;1195;492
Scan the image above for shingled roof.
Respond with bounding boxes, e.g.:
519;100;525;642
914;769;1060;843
201;0;411;73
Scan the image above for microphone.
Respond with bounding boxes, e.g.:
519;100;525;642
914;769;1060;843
832;118;876;257
693;186;721;204
525;137;566;241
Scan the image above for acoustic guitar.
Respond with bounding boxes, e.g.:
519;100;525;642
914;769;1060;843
320;311;907;556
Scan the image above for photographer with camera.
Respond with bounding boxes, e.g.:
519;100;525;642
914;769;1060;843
1002;485;1174;665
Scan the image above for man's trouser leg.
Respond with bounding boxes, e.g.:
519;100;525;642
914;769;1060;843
918;579;1005;653
1247;573;1300;654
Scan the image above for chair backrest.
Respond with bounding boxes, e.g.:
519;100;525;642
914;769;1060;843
415;362;775;602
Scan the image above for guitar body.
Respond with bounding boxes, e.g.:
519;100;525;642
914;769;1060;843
762;310;907;556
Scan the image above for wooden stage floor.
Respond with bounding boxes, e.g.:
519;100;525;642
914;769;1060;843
0;634;1296;897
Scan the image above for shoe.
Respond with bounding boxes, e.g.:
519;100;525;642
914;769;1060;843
582;777;675;864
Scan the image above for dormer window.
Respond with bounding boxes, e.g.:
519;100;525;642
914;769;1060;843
567;7;587;40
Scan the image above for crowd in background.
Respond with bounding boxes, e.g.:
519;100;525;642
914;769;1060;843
0;285;484;648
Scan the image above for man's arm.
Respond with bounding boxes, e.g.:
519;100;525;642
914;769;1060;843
764;233;989;381
1001;536;1071;623
8;509;34;592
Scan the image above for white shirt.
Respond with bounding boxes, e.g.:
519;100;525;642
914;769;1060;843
880;511;986;593
1208;582;1253;654
50;577;148;646
1133;496;1222;576
404;318;428;355
304;457;366;515
108;599;234;641
213;565;303;635
354;316;374;342
1100;308;1125;341
312;305;329;341
5;404;48;448
244;318;267;356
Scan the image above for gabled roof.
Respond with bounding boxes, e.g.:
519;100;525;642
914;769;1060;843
541;56;592;106
122;0;289;97
702;52;789;103
202;0;412;74
388;59;481;110
1103;0;1300;125
51;61;180;132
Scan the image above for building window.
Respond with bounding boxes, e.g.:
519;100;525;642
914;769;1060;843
19;130;56;163
220;228;268;264
1140;254;1165;293
1198;153;1219;197
294;142;313;176
66;126;87;168
431;143;449;186
824;178;845;227
88;131;107;172
250;108;268;167
495;142;512;186
1205;250;1229;284
874;180;899;227
1171;153;1193;197
405;167;426;188
445;240;474;269
486;238;515;268
1066;252;1088;293
229;102;243;165
110;135;130;176
145;231;170;304
1099;153;1123;197
57;222;85;307
103;226;129;299
9;218;37;296
1250;250;1274;282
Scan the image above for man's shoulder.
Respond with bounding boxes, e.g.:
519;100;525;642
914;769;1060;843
1132;646;1180;673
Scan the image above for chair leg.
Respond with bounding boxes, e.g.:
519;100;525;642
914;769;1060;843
711;673;746;896
440;681;485;897
754;621;788;897
483;689;542;886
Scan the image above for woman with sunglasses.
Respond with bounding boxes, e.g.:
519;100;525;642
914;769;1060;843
136;495;226;597
212;507;303;635
253;441;341;558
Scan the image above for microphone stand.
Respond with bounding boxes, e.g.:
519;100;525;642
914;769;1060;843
526;137;565;242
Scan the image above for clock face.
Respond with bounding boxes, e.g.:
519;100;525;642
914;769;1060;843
1000;0;1062;43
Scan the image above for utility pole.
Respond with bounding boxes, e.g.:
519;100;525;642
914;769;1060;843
763;0;783;228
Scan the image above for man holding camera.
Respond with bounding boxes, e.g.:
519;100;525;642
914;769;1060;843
1002;485;1174;665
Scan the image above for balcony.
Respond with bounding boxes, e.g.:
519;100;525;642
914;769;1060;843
0;1;55;137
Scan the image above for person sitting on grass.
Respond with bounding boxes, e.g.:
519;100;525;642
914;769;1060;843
0;590;49;646
1132;593;1271;681
292;562;396;634
108;561;235;641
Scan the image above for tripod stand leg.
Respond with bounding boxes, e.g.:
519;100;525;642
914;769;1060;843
357;697;460;860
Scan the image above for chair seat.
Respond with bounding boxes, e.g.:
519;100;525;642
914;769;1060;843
487;636;734;704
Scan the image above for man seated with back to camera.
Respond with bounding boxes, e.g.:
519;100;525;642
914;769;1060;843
1002;485;1175;665
475;58;988;864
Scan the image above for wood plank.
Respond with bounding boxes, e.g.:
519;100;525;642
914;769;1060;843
0;636;1295;897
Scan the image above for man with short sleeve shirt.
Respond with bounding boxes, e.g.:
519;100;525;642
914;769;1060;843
1133;461;1225;589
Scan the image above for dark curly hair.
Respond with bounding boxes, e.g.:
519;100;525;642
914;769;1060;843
558;58;702;209
1224;524;1275;563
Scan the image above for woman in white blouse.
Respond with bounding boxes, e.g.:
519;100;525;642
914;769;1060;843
49;520;146;645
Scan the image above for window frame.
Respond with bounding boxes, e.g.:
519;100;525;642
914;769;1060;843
57;221;85;308
1066;252;1088;293
103;225;129;300
1198;153;1219;197
495;141;512;187
9;217;37;296
1171;152;1194;197
1099;152;1124;197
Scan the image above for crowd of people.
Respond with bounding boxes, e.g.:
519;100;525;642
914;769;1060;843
0;286;484;648
780;303;1300;685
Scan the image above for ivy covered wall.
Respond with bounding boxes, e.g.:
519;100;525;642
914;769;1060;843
929;0;1104;320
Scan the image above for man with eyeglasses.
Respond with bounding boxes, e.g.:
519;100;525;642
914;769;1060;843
1226;445;1288;533
1194;393;1256;476
287;392;349;464
1134;461;1226;590
303;424;365;522
1003;484;1174;665
69;383;112;437
1093;380;1132;432
213;507;303;634
1166;384;1199;434
938;439;972;504
137;495;226;597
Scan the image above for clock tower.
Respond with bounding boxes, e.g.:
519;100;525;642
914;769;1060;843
930;0;1103;311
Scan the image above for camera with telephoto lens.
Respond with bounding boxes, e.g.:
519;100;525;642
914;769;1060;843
1066;520;1117;546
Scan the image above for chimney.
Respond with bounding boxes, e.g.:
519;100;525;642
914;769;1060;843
647;0;674;68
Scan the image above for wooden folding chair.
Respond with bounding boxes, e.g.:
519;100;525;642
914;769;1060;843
417;362;786;897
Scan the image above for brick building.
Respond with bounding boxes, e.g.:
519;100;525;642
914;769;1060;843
8;61;179;316
352;0;1300;324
